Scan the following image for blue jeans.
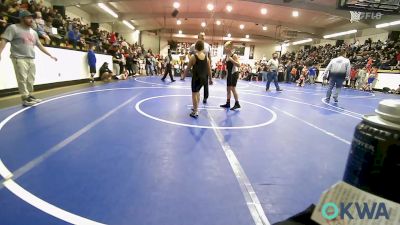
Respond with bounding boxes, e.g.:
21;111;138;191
145;64;153;75
285;71;291;83
326;76;345;99
266;71;280;90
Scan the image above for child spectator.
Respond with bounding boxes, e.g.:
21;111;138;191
365;67;378;92
357;67;367;90
290;66;297;83
350;67;358;88
87;44;97;82
308;64;317;84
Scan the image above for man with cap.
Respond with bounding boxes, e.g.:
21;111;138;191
187;32;213;104
324;50;351;103
0;10;58;106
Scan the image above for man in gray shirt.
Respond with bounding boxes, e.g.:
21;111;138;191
266;52;283;92
324;50;351;103
0;10;58;106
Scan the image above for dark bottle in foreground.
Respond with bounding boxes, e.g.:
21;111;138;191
343;99;400;203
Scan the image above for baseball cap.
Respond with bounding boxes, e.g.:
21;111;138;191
19;10;34;18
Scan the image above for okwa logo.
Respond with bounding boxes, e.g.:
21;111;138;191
321;202;390;220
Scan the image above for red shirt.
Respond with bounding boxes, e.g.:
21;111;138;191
396;53;400;61
351;69;358;79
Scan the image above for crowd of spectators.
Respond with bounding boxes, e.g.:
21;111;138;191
0;0;166;80
0;0;147;55
281;38;400;70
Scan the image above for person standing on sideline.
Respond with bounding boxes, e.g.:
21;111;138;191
0;10;58;107
308;64;317;84
184;40;212;118
188;32;213;104
87;44;96;83
356;66;367;90
324;50;351;103
161;49;175;82
285;60;293;83
265;53;283;91
220;41;241;110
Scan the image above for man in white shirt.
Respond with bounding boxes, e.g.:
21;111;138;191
188;32;213;103
324;50;351;103
266;53;283;91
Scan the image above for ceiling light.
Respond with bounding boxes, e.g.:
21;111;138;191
263;26;267;31
376;20;400;28
207;3;214;11
226;4;233;12
173;2;180;9
76;4;80;8
216;20;221;25
239;24;245;29
227;33;231;38
292;38;312;45
292;11;299;17
390;20;400;26
178;30;182;34
323;30;357;39
201;22;206;27
177;19;182;25
98;3;118;18
261;8;267;15
123;20;135;30
245;34;250;39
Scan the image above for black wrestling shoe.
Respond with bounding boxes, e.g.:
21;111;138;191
220;103;230;108
230;102;241;111
203;99;207;104
190;111;198;118
171;80;176;82
333;97;338;103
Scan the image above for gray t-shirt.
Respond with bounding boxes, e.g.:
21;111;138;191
1;24;39;59
190;42;211;56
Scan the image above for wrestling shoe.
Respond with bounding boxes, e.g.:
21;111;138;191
220;103;230;108
230;102;241;111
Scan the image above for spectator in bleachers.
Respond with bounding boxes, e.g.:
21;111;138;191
67;26;82;50
7;2;20;25
33;11;50;45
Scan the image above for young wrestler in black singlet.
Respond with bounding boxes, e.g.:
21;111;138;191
184;40;212;118
220;41;241;110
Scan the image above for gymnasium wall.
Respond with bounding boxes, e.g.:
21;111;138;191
0;44;113;91
344;29;389;44
99;23;113;33
65;6;91;25
141;32;161;54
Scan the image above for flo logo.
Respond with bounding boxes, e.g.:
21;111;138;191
321;202;390;220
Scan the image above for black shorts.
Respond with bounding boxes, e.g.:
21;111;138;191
191;76;206;92
90;66;96;74
227;72;239;87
